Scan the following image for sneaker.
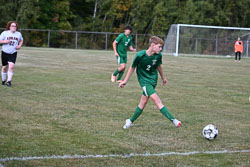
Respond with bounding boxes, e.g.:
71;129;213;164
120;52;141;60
123;119;132;129
111;73;116;82
2;81;6;85
173;119;181;128
116;80;122;83
6;81;12;87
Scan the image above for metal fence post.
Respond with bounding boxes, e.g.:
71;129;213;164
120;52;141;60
47;30;50;48
216;38;218;55
105;32;108;50
135;33;138;49
247;40;249;57
75;31;78;49
195;38;198;54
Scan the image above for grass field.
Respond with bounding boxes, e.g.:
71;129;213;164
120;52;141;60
0;47;250;167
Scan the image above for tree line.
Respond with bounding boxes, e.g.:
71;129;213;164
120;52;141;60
0;0;249;35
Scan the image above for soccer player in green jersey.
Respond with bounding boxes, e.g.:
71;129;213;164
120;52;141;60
119;36;181;129
111;25;136;82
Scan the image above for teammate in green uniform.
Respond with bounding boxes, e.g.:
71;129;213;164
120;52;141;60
111;26;136;82
119;36;181;129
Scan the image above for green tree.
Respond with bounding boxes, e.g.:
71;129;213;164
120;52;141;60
0;0;74;30
1;0;249;35
69;0;95;30
16;0;40;28
0;0;18;28
151;0;179;35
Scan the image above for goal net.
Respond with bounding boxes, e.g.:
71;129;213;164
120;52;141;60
163;24;250;57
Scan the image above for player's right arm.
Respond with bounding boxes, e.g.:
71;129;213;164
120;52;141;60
0;34;10;44
0;32;10;44
0;39;10;44
113;40;119;57
119;66;135;88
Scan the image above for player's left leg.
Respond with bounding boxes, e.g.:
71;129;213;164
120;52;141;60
112;57;126;82
6;53;17;87
116;63;126;81
143;84;176;122
116;56;127;82
238;52;241;62
6;62;15;87
150;92;181;127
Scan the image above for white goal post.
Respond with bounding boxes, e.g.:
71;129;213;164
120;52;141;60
163;24;250;57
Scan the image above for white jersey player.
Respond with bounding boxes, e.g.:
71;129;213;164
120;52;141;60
0;21;23;87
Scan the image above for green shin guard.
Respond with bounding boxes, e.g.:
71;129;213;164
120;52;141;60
117;71;124;81
130;106;143;123
113;69;119;76
160;106;175;122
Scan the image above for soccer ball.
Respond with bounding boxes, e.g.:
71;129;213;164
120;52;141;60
202;124;218;140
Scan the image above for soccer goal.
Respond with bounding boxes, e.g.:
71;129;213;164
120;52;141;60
163;24;250;57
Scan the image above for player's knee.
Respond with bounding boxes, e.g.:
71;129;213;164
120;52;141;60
142;100;148;107
8;66;14;72
120;64;126;71
151;96;163;109
139;99;148;109
155;100;163;107
2;66;8;72
139;101;147;109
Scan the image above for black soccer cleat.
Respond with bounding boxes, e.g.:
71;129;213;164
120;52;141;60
6;81;12;87
2;81;6;85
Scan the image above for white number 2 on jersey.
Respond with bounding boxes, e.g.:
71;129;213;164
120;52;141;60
146;65;151;71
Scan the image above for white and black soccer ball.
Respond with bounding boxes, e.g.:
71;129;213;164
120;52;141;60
202;124;218;140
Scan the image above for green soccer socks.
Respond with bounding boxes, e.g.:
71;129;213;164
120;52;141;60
117;71;124;81
130;106;143;122
160;106;175;122
113;69;119;76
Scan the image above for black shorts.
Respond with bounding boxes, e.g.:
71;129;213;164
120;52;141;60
1;51;17;66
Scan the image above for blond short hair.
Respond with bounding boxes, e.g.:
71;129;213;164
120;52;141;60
149;36;164;46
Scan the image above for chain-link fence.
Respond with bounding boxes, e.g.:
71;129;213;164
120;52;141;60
0;28;165;51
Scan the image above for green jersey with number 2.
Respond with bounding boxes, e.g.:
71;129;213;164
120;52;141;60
115;33;133;57
131;50;162;87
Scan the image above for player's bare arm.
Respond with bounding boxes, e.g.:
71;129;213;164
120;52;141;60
129;46;136;52
0;39;10;44
113;41;119;56
119;66;135;88
157;65;167;86
16;40;23;50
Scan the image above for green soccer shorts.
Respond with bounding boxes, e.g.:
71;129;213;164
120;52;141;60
141;84;156;97
117;55;127;64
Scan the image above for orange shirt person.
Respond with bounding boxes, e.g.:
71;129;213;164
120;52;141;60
234;37;243;62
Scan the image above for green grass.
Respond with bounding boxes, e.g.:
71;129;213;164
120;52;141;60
0;47;250;167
